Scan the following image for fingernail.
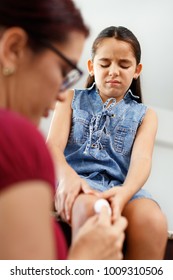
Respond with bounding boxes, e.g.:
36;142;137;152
84;190;94;194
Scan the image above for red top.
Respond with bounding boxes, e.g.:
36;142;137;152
0;109;67;259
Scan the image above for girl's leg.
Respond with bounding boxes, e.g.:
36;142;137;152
71;193;98;240
122;198;167;259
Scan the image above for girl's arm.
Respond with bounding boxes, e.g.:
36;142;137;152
47;89;74;166
121;108;158;198
101;108;158;218
47;90;94;222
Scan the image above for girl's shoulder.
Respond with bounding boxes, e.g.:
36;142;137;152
144;107;158;123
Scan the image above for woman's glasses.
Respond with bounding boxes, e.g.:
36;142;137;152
40;40;83;91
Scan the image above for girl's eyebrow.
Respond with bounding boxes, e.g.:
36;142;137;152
98;58;110;62
119;59;132;64
98;58;132;64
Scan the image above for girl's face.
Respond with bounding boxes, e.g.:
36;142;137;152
88;38;142;103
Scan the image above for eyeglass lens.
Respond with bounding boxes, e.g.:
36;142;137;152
60;69;82;91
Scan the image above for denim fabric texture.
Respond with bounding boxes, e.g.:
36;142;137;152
64;83;153;200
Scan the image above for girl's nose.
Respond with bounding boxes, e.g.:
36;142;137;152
108;64;119;76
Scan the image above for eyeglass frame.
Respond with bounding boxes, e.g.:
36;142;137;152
38;39;83;91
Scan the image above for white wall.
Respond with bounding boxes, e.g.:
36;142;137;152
144;107;173;230
40;0;173;230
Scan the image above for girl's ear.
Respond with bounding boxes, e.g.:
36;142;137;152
134;63;142;79
87;59;94;76
0;27;28;71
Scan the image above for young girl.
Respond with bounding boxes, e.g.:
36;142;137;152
47;26;167;259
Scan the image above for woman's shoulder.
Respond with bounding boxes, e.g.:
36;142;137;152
0;109;40;139
0;109;49;158
0;109;55;191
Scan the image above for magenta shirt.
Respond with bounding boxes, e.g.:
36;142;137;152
0;109;67;259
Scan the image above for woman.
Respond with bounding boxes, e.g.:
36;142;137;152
0;0;127;259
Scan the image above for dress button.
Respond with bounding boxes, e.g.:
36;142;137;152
91;143;97;148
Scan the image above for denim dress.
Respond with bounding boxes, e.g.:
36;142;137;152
64;84;153;201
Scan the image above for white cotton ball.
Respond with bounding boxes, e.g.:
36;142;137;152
94;199;112;215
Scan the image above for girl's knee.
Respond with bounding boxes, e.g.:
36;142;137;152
72;194;97;228
148;210;167;239
138;206;167;243
124;199;168;237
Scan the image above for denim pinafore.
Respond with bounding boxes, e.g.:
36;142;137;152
64;84;153;200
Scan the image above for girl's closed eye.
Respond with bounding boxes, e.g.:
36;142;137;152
119;59;132;69
98;58;110;68
100;63;110;68
120;64;130;69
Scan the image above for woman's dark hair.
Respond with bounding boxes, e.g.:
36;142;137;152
85;26;142;103
0;0;89;50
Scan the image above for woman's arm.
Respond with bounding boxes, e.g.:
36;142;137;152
0;181;56;260
68;207;127;260
0;180;127;260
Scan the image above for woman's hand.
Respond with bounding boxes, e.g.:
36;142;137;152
55;164;98;223
68;207;127;260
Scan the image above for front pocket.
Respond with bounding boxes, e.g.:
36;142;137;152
113;125;136;155
68;109;91;144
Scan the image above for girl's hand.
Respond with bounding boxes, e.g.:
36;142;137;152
99;187;129;222
55;165;98;223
